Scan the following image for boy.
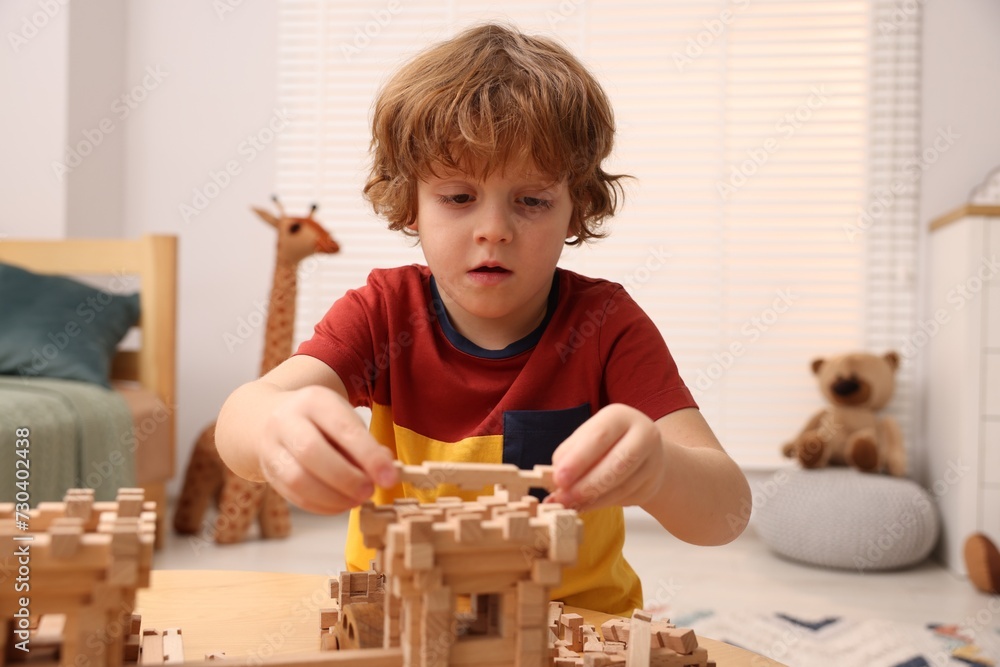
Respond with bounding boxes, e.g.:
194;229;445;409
216;23;750;615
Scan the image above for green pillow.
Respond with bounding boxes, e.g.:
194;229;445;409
0;262;140;388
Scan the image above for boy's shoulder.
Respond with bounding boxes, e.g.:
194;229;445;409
557;267;628;303
362;264;431;292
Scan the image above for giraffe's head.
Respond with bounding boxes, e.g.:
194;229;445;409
252;196;340;265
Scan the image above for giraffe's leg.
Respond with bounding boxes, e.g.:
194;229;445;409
172;423;225;535
259;485;293;539
214;470;267;544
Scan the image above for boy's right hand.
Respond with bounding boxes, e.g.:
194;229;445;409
255;385;398;515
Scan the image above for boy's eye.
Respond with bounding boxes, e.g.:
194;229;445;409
520;196;553;210
439;194;473;205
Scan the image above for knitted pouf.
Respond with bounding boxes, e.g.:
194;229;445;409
753;468;940;571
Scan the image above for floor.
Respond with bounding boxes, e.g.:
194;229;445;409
154;499;1000;634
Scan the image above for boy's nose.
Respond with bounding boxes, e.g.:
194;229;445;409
475;203;513;244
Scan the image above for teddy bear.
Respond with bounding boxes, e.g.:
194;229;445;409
781;351;907;476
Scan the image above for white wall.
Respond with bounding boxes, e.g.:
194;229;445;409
1;0;70;238
914;0;1000;485
2;0;280;497
919;0;1000;221
121;1;280;496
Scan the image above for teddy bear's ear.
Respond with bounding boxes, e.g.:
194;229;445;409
811;358;826;375
884;351;900;370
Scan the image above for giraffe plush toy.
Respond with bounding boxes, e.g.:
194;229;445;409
173;197;340;543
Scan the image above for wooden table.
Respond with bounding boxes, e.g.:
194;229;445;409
135;570;786;666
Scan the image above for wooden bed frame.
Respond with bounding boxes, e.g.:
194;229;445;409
0;234;177;542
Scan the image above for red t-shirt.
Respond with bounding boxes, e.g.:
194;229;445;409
296;264;696;613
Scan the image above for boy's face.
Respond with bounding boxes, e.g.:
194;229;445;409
410;161;573;348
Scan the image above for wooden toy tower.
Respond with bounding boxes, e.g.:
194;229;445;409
0;488;156;667
343;462;581;667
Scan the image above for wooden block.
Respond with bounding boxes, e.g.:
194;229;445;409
604;641;626;654
516;582;548;628
452;514;484;543
403;516;435;570
536;503;567;516
112;521;142;556
659;627;698;654
109;559;139;586
516;627;548;667
548;512;580;564
532;559;563;586
329;578;340;599
162;628;184;664
319;606;339;629
50;524;83;558
548;601;564;632
601;619;628;643
627;610;651;667
131;613;142;635
560;613;584;652
117;493;145;518
501;511;532;543
583;654;614;667
124;634;141;662
34;614;65;648
65;494;94;520
141;628;163;664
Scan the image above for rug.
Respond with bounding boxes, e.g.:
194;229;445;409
671;610;1000;666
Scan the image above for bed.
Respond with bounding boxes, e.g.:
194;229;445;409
0;235;177;543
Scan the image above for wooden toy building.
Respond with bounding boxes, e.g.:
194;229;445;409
0;488;156;666
0;465;713;667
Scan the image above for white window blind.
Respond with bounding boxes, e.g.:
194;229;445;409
276;0;920;469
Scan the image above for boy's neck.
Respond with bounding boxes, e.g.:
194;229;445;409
429;272;559;353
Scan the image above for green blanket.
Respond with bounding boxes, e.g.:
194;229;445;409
0;376;135;504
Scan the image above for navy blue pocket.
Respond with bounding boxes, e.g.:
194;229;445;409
503;403;590;499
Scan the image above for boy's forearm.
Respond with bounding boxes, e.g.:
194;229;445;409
215;380;286;482
641;441;752;546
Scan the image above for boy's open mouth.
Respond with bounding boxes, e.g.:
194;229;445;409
471;265;510;273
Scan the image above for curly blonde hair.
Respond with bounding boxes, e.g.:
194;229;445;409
363;23;627;245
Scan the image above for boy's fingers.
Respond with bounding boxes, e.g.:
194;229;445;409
264;461;360;515
308;403;399;490
551;409;628;489
269;421;375;502
556;422;648;508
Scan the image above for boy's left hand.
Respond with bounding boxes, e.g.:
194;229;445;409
545;403;665;512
